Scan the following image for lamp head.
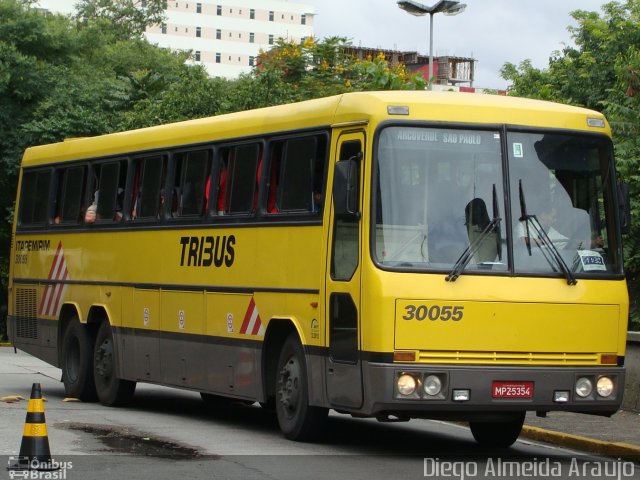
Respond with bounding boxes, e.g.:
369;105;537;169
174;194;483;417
443;3;466;15
397;0;430;16
398;0;466;16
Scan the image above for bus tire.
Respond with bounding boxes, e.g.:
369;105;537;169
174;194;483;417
61;318;97;402
93;321;136;406
469;412;525;448
275;334;328;441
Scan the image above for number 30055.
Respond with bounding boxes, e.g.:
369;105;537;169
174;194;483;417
402;304;464;322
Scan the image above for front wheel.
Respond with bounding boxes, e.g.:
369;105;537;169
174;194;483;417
94;321;136;406
275;334;327;441
469;412;525;448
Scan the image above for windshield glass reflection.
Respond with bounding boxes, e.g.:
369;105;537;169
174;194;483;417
373;127;622;278
374;127;506;273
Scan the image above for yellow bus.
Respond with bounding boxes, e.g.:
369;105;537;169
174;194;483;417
8;91;629;447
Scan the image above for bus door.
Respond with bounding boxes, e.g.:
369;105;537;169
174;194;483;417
325;132;365;409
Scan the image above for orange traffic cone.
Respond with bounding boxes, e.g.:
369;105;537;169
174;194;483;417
7;383;58;471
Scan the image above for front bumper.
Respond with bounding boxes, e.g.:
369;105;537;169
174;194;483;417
360;362;624;419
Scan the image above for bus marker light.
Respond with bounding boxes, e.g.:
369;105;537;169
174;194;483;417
452;389;470;402
553;391;569;403
388;106;410;115
393;351;416;362
600;354;617;365
587;117;605;128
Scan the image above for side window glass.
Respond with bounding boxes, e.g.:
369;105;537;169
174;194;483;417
19;170;51;226
224;144;261;215
215;151;229;215
281;137;315;211
266;142;283;213
267;135;327;214
54;166;87;224
87;160;126;224
171;150;211;217
131;156;166;220
331;140;362;281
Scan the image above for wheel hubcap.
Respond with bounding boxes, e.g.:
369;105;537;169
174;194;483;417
278;356;301;415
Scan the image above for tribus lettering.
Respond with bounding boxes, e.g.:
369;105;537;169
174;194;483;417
179;235;235;267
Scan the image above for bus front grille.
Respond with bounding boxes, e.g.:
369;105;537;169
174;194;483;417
15;287;38;339
417;350;600;366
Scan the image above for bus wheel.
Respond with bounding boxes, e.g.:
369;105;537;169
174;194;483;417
61;318;97;401
275;334;328;441
469;412;525;448
93;321;136;406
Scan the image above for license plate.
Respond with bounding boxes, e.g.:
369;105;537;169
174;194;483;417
492;381;534;399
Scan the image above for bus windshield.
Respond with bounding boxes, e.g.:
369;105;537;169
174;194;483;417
373;126;622;278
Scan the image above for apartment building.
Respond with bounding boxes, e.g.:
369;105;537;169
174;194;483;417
36;0;315;78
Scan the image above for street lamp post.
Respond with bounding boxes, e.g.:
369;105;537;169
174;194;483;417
397;0;466;88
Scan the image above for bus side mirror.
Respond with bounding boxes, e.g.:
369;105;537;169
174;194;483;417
332;156;360;220
618;182;631;234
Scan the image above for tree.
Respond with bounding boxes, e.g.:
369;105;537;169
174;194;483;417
605;45;640;331
120;66;234;129
247;37;427;107
75;0;166;38
0;0;219;339
500;0;640;330
0;2;84;336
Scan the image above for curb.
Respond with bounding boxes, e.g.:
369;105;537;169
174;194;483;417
522;425;640;460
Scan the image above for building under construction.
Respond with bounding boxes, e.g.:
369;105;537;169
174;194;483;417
345;46;475;87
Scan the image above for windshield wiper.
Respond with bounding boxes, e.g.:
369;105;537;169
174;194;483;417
518;180;577;286
446;185;502;282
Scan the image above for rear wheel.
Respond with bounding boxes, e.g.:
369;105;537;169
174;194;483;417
469;412;525;448
275;334;327;441
94;321;136;406
61;318;97;401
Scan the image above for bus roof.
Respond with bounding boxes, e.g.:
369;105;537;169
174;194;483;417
21;91;610;166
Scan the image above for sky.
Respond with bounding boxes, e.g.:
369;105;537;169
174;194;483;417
301;0;611;89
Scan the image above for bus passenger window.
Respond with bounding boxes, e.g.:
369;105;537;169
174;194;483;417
267;135;327;214
131;156;165;220
54;166;87;224
171;150;211;217
266;143;283;213
281;138;315;212
93;160;127;223
224;144;261;215
216;156;228;215
19;170;51;226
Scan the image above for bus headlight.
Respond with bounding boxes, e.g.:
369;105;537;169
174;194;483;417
397;374;417;396
575;377;593;398
596;376;614;398
423;375;442;396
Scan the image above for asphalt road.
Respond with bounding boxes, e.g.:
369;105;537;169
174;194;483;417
1;347;638;480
